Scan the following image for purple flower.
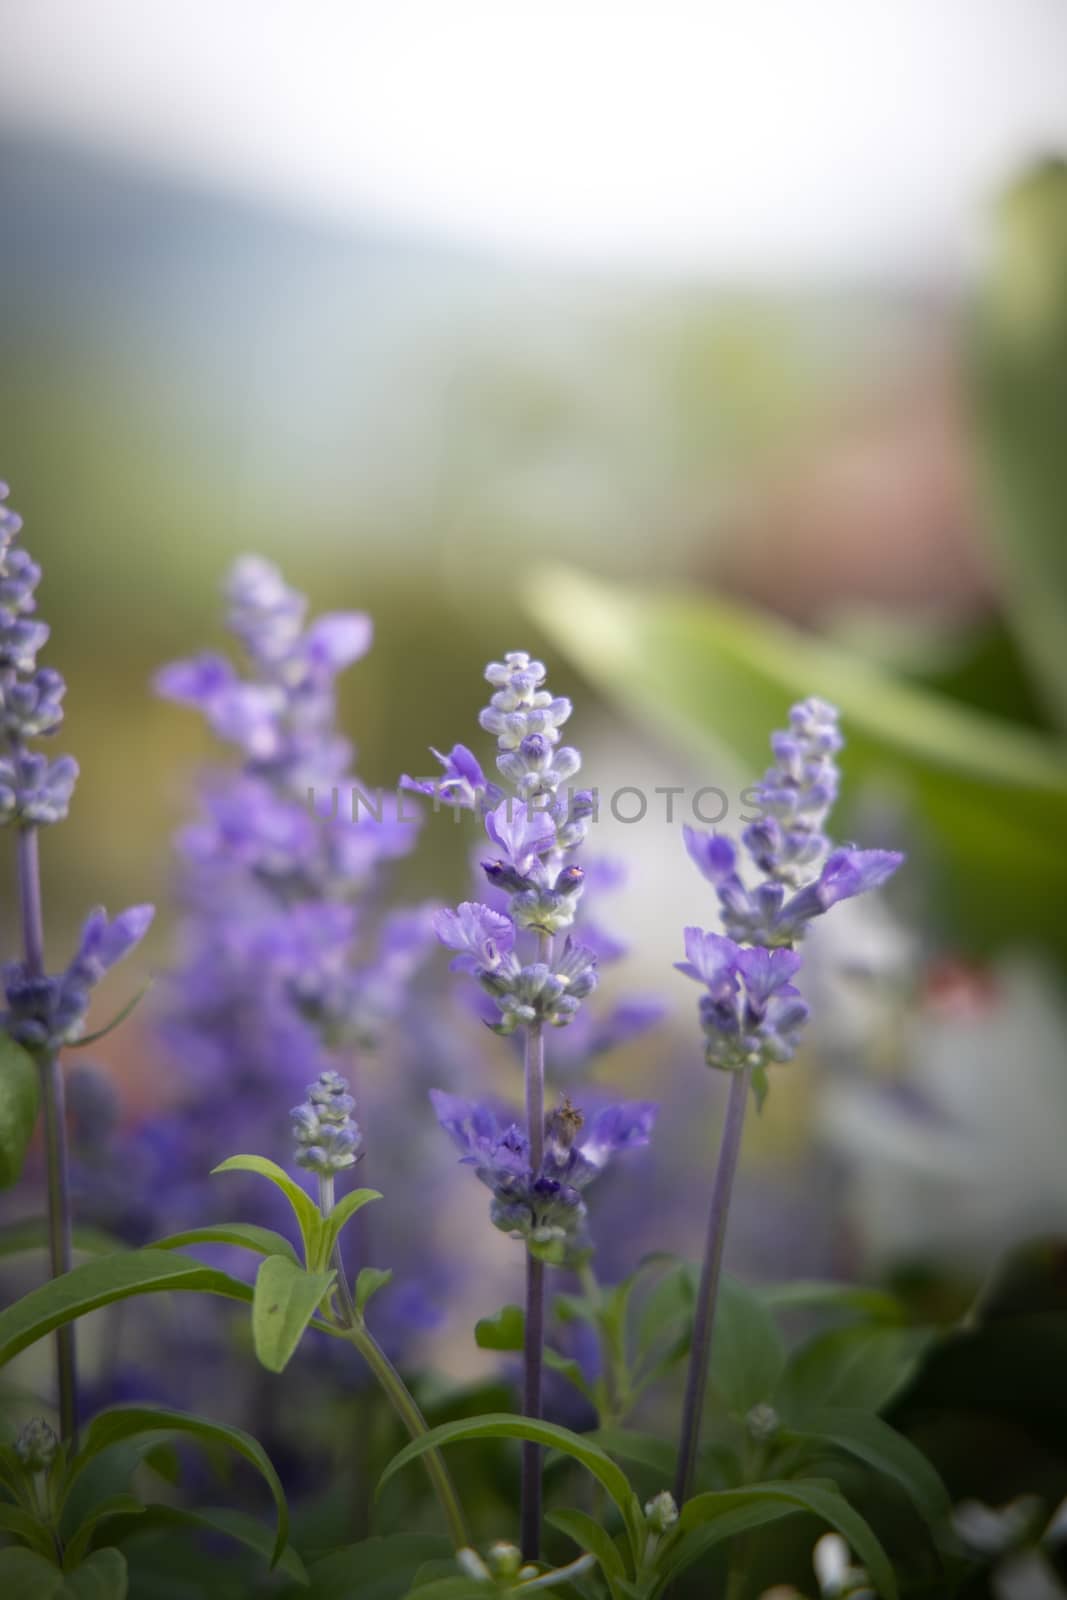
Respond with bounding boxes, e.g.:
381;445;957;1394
430;1089;657;1265
2;903;155;1051
684;698;903;948
676;926;809;1100
400;743;499;813
433;901;515;974
484;800;558;874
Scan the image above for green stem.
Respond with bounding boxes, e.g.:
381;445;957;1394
17;825;77;1448
316;1174;468;1548
521;928;552;1561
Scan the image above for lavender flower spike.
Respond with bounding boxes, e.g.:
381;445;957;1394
0;482;154;1450
675;696;904;1509
684;696;903;948
291;1069;365;1175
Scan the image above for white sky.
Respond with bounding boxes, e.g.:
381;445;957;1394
1;0;1065;278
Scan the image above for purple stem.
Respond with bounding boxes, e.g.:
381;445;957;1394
16;826;78;1446
673;1062;752;1506
520;930;551;1561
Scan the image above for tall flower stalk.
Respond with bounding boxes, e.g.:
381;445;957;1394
290;1070;469;1548
673;697;903;1507
410;652;656;1558
0;482;153;1446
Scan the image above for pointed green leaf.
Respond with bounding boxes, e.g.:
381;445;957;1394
783;1407;951;1527
252;1255;335;1374
63;1496;144;1569
546;1507;628;1582
91;1505;309;1585
354;1267;394;1319
0;1031;39;1189
63;1404;288;1568
321;1187;382;1260
0;1499;56;1558
654;1501;799;1591
775;1324;933;1420
0;1249;254;1367
0;1547;128;1598
585;1427;678;1482
151;1222;300;1266
211;1155;321;1262
377;1413;645;1562
678;1479;897;1599
308;1533;451;1600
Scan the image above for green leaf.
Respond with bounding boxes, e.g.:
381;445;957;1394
758;1281;903;1324
527;565;1067;961
585;1427;679;1482
677;1479;898;1599
0;1547;128;1598
547;1507;627;1583
98;1505;309;1585
309;1533;452;1600
355;1267;394;1319
211;1155;321;1263
63;1496;145;1568
474;1304;525;1351
0;1031;39;1189
0;1498;56;1558
0;1249;256;1367
775;1325;933;1420
784;1408;952;1528
708;1274;787;1416
653;1501;799;1591
0;1219;124;1259
63;1405;289;1568
151;1222;300;1266
321;1188;382;1261
377;1413;645;1562
971;161;1067;730
252;1255;335;1374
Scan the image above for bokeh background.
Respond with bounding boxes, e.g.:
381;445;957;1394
2;0;1067;1555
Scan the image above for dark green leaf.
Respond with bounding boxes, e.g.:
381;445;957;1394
677;1479;897;1599
252;1255;335;1374
709;1275;787;1416
0;1546;128;1598
0;1498;56;1558
63;1496;144;1568
776;1325;932;1420
377;1413;644;1561
0;1249;255;1367
354;1267;394;1319
63;1405;289;1568
653;1501;798;1590
547;1507;627;1583
0;1031;39;1189
585;1427;678;1482
783;1408;951;1527
309;1533;452;1600
151;1222;300;1266
98;1506;309;1585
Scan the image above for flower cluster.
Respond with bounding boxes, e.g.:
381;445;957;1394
680;698;903;1099
684;698;902;949
291;1070;364;1175
2;904;155;1053
409;651;600;1035
675;931;809;1085
0;482;78;825
156;557;434;1130
431;1090;656;1264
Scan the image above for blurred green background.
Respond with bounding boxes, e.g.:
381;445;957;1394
2;0;1067;1292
